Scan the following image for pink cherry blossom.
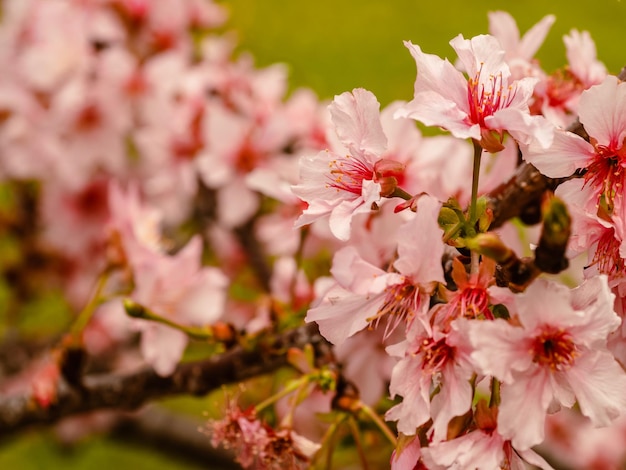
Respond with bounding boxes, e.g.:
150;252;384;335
293;88;401;241
421;421;555;470
564;29;607;91
335;328;397;406
556;179;626;293
431;257;497;330
130;236;228;376
305;194;445;344
396;34;553;152
534;29;606;128
488;11;555;80
467;276;626;450
107;181;165;267
385;316;474;441
525;75;626;204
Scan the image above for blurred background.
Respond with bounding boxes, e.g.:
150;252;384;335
226;0;626;105
0;0;625;468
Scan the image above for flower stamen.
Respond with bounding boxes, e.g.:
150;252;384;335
366;281;421;338
325;155;374;195
531;326;578;371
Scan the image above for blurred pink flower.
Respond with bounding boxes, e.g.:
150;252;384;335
293;88;406;240
130;236;228;376
488;11;555;80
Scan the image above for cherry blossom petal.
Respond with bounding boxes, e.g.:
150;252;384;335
385;358;432;434
430;361;473;442
568;275;619;346
450;34;508;83
330;246;401;295
579;75;626;146
565;350;626;426
394;195;445;283
422;430;505;470
517;14;556;60
178;267;228;324
328;193;370;241
401;41;467;106
305;287;383;345
467;318;531;383
329;88;387;159
488;11;521;53
524;128;595;178
488;106;553;148
514;278;584;331
498;370;554;450
517;448;556;470
391;437;422;470
395;91;476;140
564;30;607;87
141;323;188;376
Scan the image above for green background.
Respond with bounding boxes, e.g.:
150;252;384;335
226;0;626;105
2;1;625;468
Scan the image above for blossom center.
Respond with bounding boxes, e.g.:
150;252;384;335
367;280;421;338
531;326;578;371
590;226;624;280
326;155;374;195
544;68;585;109
459;286;491;319
585;142;626;201
418;336;453;374
467;64;516;127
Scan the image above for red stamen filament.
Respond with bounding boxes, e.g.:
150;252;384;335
326;155;374;195
366;282;421;338
418;337;453;374
584;144;626;202
459;287;492;319
589;227;625;279
467;64;516;126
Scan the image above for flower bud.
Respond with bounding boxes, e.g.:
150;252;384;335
374;159;405;197
123;298;147;319
466;233;514;263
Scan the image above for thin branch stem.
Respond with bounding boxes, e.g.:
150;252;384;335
69;272;110;340
0;323;330;438
359;402;398;447
348;416;370;470
469;139;483;225
253;375;308;414
469;139;483;275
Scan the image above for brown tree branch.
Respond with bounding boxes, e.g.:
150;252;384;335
0;322;331;438
112;406;240;469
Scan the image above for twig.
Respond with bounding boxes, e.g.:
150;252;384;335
0;323;330;438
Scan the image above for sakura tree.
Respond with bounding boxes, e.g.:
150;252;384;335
0;2;625;469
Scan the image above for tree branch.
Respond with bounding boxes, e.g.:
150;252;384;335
112;406;240;469
0;322;330;438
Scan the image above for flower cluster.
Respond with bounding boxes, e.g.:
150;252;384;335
1;3;626;470
293;11;626;470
